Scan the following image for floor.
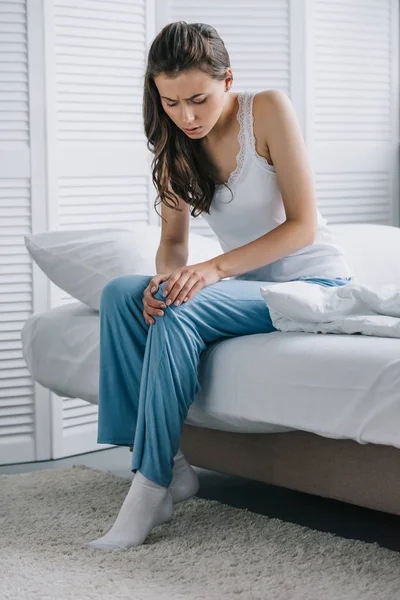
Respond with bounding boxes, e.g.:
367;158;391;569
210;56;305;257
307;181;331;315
1;446;399;553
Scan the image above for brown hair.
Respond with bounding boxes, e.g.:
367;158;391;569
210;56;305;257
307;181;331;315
143;21;234;222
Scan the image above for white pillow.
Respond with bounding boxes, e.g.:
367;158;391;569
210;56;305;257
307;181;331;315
24;225;223;311
331;224;400;286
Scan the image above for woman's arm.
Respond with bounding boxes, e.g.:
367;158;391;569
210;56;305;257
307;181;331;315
209;90;318;280
156;240;188;274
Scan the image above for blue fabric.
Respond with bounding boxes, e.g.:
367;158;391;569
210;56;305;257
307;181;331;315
97;273;352;487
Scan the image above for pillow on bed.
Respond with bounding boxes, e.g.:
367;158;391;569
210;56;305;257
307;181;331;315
24;225;223;311
331;224;400;287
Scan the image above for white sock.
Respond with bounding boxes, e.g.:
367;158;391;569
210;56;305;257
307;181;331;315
174;447;185;460
169;449;200;504
87;471;173;550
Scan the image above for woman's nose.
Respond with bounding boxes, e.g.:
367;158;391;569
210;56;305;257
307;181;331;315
180;108;195;126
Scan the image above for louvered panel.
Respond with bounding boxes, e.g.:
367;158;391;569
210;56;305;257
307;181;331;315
61;397;102;456
54;0;147;142
58;175;149;227
0;0;36;464
63;397;98;430
316;171;392;224
168;0;290;93
0;175;34;459
314;0;392;141
0;0;29;144
0;388;32;399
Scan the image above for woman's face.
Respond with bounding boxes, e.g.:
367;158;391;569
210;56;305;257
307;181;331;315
154;69;228;139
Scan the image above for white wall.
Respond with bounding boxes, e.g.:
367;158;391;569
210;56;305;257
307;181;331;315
0;0;398;465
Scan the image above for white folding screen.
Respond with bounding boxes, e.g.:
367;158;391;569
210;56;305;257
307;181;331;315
0;0;158;464
0;0;398;465
45;0;157;457
0;0;55;465
308;0;399;227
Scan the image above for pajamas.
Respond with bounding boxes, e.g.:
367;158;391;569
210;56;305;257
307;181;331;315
96;274;352;487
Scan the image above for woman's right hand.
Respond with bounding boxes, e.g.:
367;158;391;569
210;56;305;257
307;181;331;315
142;272;171;326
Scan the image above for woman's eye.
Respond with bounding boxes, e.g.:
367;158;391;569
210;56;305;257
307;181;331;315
166;99;206;108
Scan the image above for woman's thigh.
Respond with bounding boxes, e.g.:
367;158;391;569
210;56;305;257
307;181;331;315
153;278;280;345
153;275;352;345
108;274;352;347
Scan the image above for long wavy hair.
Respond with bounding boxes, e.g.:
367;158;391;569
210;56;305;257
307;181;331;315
143;21;234;222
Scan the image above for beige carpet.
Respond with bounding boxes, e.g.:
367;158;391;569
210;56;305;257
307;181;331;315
1;465;399;600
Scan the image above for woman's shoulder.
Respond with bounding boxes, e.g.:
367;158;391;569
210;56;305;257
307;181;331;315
253;88;290;104
251;89;291;125
249;90;284;169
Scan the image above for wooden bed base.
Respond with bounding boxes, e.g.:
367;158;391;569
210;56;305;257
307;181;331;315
177;424;400;516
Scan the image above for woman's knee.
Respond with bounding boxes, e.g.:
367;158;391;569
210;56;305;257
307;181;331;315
100;274;152;307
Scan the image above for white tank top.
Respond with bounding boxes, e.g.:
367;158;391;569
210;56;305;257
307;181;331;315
201;90;354;282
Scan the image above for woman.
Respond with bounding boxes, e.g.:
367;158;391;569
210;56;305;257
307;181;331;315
88;22;353;550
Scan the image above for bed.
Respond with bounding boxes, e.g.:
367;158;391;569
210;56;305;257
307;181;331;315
21;223;400;515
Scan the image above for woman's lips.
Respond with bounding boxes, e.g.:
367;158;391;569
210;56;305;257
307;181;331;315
184;126;201;134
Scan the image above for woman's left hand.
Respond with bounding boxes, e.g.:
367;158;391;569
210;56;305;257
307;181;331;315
161;261;221;306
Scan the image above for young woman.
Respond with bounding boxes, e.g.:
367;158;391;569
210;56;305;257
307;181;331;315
88;22;353;550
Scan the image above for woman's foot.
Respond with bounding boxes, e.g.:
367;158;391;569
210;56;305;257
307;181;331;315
87;471;173;550
126;446;199;504
169;453;200;504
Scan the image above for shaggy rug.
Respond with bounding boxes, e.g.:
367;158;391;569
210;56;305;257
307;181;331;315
1;465;399;600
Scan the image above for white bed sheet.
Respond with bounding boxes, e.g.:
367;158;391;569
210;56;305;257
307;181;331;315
21;302;400;449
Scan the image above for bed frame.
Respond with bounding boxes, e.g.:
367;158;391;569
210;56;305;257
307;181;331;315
129;424;399;515
176;424;400;516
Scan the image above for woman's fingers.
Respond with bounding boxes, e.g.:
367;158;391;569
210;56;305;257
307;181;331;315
142;296;166;326
143;309;153;325
144;302;165;316
142;292;166;309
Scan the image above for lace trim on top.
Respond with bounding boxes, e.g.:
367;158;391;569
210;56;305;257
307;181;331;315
215;91;275;191
215;92;247;190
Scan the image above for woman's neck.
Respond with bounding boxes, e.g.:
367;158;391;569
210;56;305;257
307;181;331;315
203;92;240;145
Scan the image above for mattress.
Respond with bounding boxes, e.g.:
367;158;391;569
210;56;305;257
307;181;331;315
21;301;400;448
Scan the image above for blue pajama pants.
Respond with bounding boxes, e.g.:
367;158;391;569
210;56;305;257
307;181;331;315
96;274;352;487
